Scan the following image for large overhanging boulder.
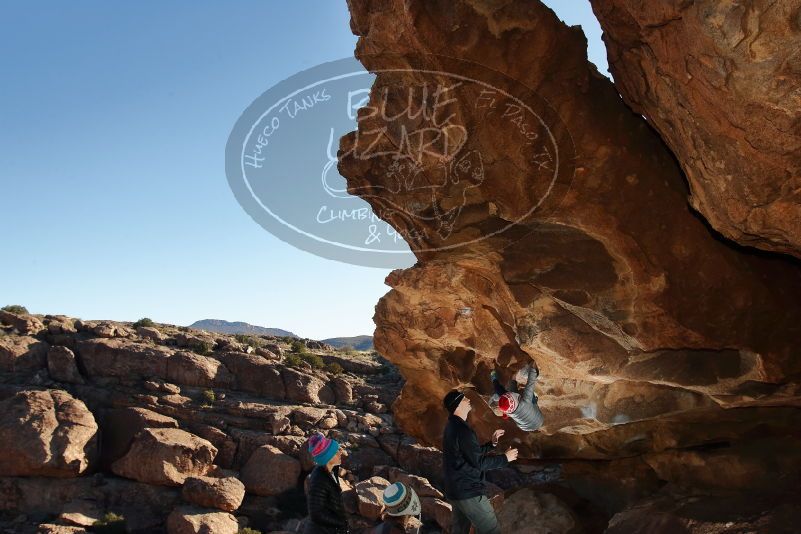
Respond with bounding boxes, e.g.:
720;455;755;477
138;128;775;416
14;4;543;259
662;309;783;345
339;0;801;472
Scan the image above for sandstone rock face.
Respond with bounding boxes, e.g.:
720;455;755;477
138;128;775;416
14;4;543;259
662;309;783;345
0;335;48;372
604;489;801;534
47;346;84;384
181;475;245;512
0;310;45;335
591;0;801;258
1;475;182;532
218;351;286;399
340;0;801;476
111;428;217;486
240;444;300;496
0;390;97;477
282;367;335;405
166;350;233;388
497;488;580;534
77;338;173;380
166;506;238;534
100;407;179;468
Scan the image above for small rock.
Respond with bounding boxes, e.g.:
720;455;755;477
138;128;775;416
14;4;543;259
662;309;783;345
421;497;452;530
269;415;291;435
167;506;238;534
318;416;338;430
255;347;278;359
58;500;101;527
241;445;300;496
354;476;389;520
143;378;182;394
182;475;245;512
37;525;86;534
47;346;84;384
137;325;164;341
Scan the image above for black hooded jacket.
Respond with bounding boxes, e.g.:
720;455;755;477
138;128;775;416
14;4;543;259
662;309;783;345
303;465;349;534
442;414;508;500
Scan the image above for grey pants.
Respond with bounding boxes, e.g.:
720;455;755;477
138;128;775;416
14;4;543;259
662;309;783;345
449;495;500;534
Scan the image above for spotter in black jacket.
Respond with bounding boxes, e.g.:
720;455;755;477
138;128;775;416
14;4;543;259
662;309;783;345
442;414;508;500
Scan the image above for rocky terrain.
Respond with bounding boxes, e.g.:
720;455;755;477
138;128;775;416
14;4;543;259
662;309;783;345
336;0;801;530
0;310;462;533
3;1;800;532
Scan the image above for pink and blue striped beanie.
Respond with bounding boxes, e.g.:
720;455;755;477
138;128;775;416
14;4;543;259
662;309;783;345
308;432;340;466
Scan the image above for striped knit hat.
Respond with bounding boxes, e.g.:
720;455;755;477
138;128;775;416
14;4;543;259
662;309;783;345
308;432;340;466
498;392;518;416
381;481;421;517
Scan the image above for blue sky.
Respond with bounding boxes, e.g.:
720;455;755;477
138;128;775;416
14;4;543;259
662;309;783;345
0;1;607;340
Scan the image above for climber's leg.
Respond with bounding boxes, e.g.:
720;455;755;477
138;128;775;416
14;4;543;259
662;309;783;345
450;495;501;534
522;364;539;404
450;500;472;534
491;370;507;396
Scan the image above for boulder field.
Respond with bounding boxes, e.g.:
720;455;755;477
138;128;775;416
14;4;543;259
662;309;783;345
0;313;456;533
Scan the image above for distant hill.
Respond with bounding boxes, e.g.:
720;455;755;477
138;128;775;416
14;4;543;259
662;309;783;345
322;335;373;351
189;319;297;338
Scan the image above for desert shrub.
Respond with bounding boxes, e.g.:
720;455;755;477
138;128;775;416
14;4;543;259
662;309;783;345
133;317;154;328
284;353;303;368
339;344;355;353
300;352;324;369
1;304;28;315
325;362;344;375
290;339;307;353
191;340;213;355
93;512;126;533
235;334;262;348
203;389;216;404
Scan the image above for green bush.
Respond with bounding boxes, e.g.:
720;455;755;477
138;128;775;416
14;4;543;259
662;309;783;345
133;317;155;328
203;389;216;404
325;362;344;375
300;352;324;369
284;353;303;368
93;512;126;533
284;352;324;370
235;334;262;348
191;340;213;355
238;529;262;534
290;339;307;353
1;304;28;315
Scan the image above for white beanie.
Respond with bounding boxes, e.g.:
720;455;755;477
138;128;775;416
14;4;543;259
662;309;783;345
381;481;421;517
